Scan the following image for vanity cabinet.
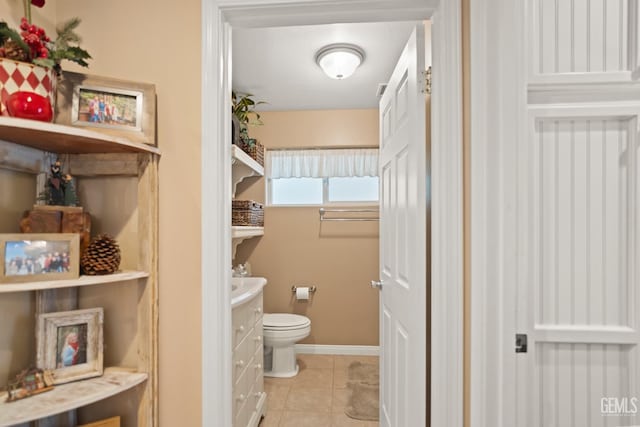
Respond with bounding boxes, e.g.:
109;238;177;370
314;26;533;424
232;289;266;427
0;117;159;427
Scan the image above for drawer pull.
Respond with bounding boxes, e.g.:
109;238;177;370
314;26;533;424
254;307;262;314
255;364;262;370
235;360;245;368
254;336;262;343
236;393;246;402
236;325;245;333
254;392;263;398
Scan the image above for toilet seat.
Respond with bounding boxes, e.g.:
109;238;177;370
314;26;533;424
263;313;311;330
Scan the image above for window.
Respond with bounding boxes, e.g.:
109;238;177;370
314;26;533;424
267;148;379;206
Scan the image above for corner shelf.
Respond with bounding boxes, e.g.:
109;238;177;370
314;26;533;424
0;270;149;293
232;145;264;197
0;117;159;425
0;117;161;155
0;368;148;427
232;226;264;259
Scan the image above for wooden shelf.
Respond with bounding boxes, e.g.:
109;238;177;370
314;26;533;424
0;368;148;427
232;226;264;259
0;270;149;293
0;117;161;155
232;226;264;239
232;145;264;197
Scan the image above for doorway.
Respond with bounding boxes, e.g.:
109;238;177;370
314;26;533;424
201;1;463;426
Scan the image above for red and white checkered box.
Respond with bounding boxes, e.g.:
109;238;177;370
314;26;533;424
0;58;56;118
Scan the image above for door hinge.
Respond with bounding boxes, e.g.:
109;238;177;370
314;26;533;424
421;66;432;95
515;333;528;353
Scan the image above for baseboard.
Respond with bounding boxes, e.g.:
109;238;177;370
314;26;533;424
295;344;379;356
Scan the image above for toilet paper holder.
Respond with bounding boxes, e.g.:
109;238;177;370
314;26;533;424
291;285;317;293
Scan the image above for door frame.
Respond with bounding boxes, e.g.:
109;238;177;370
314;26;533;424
468;0;523;426
200;1;463;425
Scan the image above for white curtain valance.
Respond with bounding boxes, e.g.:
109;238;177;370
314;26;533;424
267;148;379;179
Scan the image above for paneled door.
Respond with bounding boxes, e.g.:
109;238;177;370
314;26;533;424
515;2;640;424
518;105;640;427
377;25;427;427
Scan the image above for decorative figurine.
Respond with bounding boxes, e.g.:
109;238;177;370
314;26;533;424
40;159;79;207
5;367;55;402
48;160;66;205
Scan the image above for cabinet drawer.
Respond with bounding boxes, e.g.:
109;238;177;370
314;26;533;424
233;366;250;421
232;303;250;349
248;293;263;326
247;322;263;357
247;383;265;421
233;329;253;385
233;398;249;427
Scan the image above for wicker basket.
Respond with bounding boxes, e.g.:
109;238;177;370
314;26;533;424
232;200;264;226
235;138;264;166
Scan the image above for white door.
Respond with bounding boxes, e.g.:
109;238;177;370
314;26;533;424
377;25;427;427
517;106;640;427
510;2;640;426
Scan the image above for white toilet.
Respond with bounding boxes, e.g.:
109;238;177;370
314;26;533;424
263;313;311;377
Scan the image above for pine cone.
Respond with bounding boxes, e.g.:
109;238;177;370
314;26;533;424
81;234;121;275
2;40;28;62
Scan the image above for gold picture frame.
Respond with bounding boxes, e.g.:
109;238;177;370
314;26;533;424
36;307;104;385
0;233;80;284
56;71;157;146
79;416;121;427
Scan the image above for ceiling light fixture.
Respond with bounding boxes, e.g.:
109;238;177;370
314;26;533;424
315;43;365;80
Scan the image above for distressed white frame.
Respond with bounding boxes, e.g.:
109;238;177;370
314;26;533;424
201;1;463;426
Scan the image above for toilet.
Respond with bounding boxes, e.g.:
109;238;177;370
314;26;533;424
263;313;311;377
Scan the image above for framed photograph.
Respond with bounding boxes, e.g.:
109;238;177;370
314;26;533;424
0;233;80;284
36;307;104;385
56;71;156;146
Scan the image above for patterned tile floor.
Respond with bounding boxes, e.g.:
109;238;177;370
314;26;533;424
258;354;380;427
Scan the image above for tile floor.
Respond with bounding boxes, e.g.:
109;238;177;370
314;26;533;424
258;354;380;427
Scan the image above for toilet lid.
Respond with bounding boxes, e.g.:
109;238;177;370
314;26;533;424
263;313;311;329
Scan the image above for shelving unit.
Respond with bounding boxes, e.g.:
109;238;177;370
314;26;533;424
0;271;149;293
231;226;264;259
0;369;148;427
0;119;159;427
231;144;265;261
232;145;264;198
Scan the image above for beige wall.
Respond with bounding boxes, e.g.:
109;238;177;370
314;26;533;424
235;109;380;345
54;2;203;425
0;1;202;425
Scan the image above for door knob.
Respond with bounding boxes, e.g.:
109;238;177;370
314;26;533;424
370;280;383;289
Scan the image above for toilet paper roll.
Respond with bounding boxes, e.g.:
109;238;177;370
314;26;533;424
295;287;310;300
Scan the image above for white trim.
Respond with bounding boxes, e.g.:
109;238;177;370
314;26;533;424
430;1;464;427
201;3;233;427
295;344;380;356
469;0;525;426
202;2;463;427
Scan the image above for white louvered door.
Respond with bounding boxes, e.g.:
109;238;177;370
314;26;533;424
517;1;640;426
378;25;426;427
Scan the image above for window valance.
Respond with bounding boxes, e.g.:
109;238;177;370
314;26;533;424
266;148;379;179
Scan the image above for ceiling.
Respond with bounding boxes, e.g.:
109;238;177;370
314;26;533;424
232;21;420;111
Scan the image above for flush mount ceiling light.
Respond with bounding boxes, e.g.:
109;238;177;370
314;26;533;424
315;43;365;80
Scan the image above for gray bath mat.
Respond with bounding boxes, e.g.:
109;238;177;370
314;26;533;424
345;361;379;421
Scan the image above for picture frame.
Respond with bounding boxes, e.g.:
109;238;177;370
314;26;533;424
0;233;80;284
55;71;157;146
36;307;104;385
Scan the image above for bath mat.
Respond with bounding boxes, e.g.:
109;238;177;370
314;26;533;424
345;361;379;421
